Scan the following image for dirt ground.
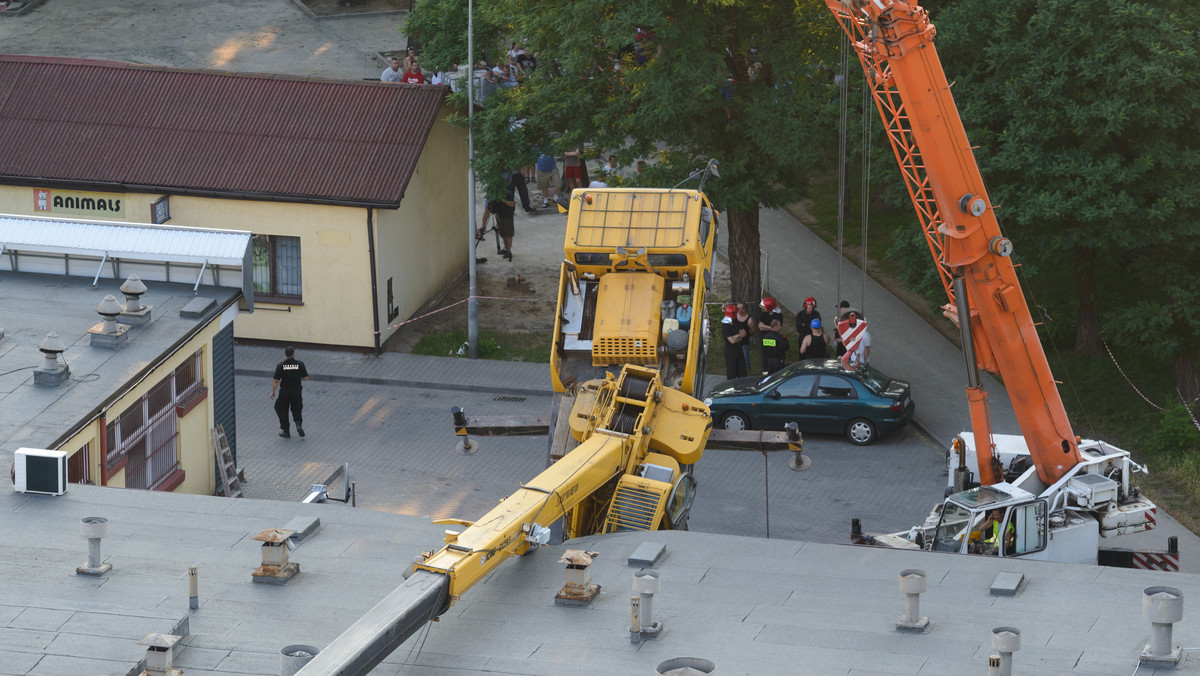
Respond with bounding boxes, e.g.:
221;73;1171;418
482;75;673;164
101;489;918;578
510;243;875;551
387;190;735;353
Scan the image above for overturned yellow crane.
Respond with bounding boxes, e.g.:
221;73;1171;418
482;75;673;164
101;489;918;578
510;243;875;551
420;366;709;601
298;184;803;676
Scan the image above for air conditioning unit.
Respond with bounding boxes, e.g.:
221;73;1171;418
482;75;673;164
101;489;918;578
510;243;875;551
13;448;68;495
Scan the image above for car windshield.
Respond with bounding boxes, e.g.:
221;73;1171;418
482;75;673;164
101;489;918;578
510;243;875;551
858;366;892;395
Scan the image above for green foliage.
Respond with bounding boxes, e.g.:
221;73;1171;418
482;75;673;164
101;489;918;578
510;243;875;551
407;0;846;298
412;329;551;363
932;0;1200;392
885;227;943;309
1151;403;1200;455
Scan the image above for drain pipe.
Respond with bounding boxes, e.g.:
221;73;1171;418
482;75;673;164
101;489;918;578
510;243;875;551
1141;586;1184;668
990;626;1020;676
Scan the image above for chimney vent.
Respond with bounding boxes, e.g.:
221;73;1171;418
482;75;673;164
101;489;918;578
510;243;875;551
138;632;181;676
555;549;600;606
89;295;130;348
120;275;154;325
251;528;300;584
34;332;71;387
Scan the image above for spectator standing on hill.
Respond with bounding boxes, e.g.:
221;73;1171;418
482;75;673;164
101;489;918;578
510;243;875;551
381;57;403;82
564;147;584;189
402;60;425;84
601;155;622;177
535;153;559;208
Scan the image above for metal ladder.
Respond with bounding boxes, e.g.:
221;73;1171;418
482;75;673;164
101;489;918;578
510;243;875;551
211;424;243;498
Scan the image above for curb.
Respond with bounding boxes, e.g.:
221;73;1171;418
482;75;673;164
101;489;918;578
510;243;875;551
235;369;551;398
289;0;408;21
0;0;47;18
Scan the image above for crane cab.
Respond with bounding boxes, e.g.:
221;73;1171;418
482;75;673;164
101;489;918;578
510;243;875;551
930;486;1053;559
552;188;718;396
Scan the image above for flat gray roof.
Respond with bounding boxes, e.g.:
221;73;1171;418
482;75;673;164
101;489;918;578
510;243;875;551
0;271;240;456
1;484;1197;675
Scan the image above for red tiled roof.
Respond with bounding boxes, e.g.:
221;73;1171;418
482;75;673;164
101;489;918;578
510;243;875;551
0;55;450;208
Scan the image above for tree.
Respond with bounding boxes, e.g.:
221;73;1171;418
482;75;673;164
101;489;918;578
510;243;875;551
406;0;841;304
933;0;1200;398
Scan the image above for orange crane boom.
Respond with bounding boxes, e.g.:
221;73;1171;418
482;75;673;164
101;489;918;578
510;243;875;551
826;0;1083;485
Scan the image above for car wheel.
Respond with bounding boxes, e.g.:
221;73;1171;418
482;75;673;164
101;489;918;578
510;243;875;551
846;418;876;445
720;411;751;431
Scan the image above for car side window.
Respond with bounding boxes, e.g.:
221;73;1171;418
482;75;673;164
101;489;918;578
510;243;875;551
816;375;856;399
775;374;817;398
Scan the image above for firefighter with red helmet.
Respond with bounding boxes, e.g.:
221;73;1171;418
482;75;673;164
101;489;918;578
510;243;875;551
794;296;825;351
721;303;748;379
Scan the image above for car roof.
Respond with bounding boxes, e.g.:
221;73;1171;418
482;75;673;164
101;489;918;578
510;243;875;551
792;359;854;375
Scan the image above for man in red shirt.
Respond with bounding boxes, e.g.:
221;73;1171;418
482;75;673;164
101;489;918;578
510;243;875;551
402;60;425;84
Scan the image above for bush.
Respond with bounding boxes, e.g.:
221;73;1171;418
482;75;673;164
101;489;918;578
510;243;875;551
1151;402;1200;455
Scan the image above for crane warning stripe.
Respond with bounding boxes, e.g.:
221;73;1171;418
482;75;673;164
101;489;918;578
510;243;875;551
838;316;868;369
1132;552;1180;572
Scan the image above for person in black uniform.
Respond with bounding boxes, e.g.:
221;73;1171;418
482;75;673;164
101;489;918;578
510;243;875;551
757;297;784;374
721;304;748;379
270;346;308;438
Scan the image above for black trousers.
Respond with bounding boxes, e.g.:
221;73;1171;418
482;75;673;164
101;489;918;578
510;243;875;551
275;390;303;431
510;171;531;210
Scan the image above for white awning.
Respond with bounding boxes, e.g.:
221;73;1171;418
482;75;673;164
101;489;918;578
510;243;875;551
0;214;254;309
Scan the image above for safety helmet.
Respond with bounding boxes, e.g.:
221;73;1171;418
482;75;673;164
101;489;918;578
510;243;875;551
804;296;816;309
810;318;822;329
724;303;737;317
760;296;777;312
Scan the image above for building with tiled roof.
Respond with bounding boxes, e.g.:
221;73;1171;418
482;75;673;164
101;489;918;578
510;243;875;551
0;54;468;351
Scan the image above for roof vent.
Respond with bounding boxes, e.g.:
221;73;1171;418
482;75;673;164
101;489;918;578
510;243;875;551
138;632;181;676
34;331;70;387
89;294;130;348
251;528;300;584
77;516;112;576
554;549;600;607
120;275;153;325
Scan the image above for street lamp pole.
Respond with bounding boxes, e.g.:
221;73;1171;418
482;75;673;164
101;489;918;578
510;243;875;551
466;0;478;358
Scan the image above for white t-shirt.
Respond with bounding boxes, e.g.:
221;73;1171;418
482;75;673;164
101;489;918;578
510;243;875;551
851;329;871;365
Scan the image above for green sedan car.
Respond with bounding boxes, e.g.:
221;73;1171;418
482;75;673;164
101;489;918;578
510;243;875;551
703;359;915;445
